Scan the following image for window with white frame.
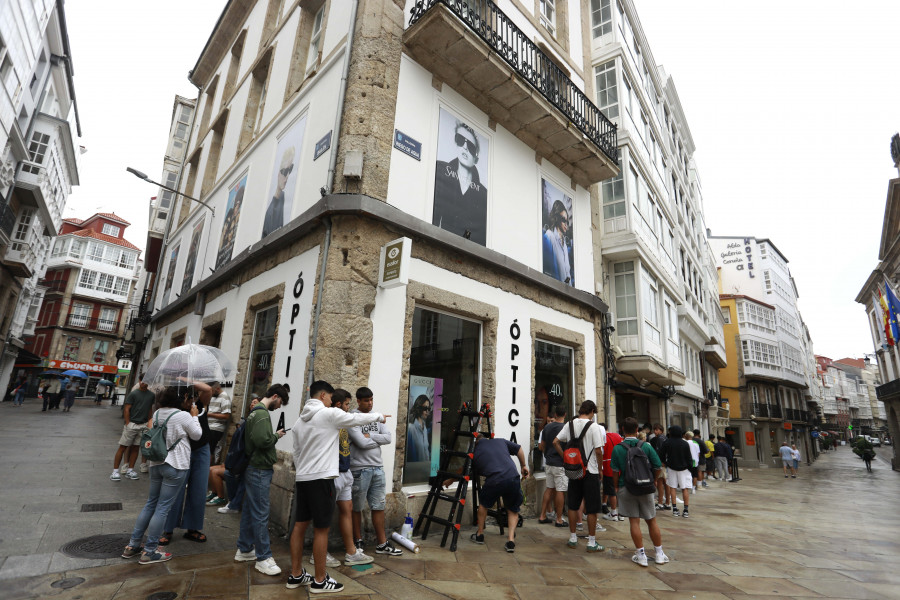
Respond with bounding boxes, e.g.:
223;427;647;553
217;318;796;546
51;237;69;258
307;6;325;70
750;385;759;404
736;300;775;333
70;239;84;258
590;0;612;37
87;242;104;262
96;273;114;294
602;172;624;219
98;307;118;332
741;338;780;372
594;60;618;119
12;209;34;244
613;261;637;336
642;272;660;344
101;223;120;237
22;132;50;173
118;250;136;269
113;276;130;297
69;303;91;328
539;0;556;35
78;269;97;289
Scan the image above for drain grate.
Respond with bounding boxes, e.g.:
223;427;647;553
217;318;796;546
60;533;131;558
80;502;123;512
51;577;85;589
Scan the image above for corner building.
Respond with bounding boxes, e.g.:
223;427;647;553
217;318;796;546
143;0;618;531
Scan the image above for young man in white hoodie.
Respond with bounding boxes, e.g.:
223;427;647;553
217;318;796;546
287;381;389;594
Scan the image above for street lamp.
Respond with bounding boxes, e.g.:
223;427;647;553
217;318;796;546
126;167;215;216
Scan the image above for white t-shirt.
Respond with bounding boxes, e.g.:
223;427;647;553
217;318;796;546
148;408;202;470
791;449;801;461
554;418;606;474
207;391;232;432
688;440;700;467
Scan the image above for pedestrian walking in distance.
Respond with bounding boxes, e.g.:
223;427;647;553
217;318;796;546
779;441;796;478
122;383;203;564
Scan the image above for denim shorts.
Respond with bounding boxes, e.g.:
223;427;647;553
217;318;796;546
351;466;386;511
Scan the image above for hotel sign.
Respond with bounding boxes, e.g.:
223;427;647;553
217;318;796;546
378;237;411;288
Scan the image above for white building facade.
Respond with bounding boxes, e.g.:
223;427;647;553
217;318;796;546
589;0;726;435
0;0;80;392
141;0;619;529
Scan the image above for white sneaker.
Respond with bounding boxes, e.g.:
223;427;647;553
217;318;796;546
139;463;149;473
125;470;140;480
595;523;607;532
602;512;618;521
632;551;648;567
310;552;340;568
255;557;281;576
119;466;128;474
344;549;374;565
218;506;239;514
655;552;670;564
110;470;121;481
234;549;256;562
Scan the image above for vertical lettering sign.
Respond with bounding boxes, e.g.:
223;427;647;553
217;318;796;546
285;272;304;379
508;319;520;444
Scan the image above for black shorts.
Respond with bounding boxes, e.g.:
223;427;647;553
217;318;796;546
698;453;706;467
208;430;224;451
480;477;523;513
294;479;336;528
602;475;615;496
689;466;699;479
706;459;715;472
567;472;601;514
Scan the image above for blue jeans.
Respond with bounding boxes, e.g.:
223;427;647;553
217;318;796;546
224;469;245;510
129;463;188;553
237;466;273;560
14;389;25;405
165;444;210;532
351;466;386;512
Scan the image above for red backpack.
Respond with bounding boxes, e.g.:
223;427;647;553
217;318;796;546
562;419;591;480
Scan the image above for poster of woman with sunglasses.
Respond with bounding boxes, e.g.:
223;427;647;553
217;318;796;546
432;108;489;246
262;115;307;239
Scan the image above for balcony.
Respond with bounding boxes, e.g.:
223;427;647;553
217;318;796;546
3;240;38;278
0;202;15;245
405;0;618;188
65;314;121;334
40;278;68;295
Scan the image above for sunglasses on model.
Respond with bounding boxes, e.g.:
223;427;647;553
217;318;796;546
454;133;477;155
280;164;294;177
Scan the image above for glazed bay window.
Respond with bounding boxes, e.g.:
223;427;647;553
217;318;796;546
533;340;574;470
594;60;618;119
591;0;612;38
405;307;481;485
641;272;660;344
613;261;638;339
602;171;625;221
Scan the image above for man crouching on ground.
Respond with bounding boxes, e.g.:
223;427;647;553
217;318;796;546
287;381;390;594
467;435;528;553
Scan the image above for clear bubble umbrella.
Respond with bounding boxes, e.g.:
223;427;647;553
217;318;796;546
143;344;236;387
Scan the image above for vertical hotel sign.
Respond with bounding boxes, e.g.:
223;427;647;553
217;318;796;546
378;237;411;288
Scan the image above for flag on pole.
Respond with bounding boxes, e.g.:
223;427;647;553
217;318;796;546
885;279;900;343
877;288;894;346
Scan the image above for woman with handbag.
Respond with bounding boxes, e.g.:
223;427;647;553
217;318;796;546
122;383;204;564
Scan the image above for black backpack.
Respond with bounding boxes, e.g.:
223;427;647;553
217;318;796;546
621;440;656;495
224;418;251;475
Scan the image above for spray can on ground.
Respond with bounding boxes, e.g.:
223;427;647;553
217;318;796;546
400;512;414;539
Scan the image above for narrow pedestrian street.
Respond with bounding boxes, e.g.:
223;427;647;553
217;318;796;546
1;398;897;599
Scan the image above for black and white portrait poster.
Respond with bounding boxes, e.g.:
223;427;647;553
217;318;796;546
216;172;247;269
432;108;489;246
181;219;205;295
541;178;574;286
262;115;307;240
163;243;180;303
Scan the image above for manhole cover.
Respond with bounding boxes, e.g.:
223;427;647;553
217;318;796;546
50;577;85;589
60;533;131;558
146;593;178;600
80;502;123;512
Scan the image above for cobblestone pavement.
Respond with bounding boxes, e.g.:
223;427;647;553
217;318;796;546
1;397;898;599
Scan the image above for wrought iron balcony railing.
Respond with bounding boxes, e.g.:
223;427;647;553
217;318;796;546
409;0;618;164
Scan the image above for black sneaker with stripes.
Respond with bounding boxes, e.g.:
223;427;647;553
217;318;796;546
375;541;403;556
286;569;313;589
310;573;344;594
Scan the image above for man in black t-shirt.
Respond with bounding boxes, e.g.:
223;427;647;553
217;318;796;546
469;437;528;553
537;406;567;526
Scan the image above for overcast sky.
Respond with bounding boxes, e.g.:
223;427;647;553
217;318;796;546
62;1;898;359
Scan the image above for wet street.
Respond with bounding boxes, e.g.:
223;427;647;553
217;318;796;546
1;398;898;599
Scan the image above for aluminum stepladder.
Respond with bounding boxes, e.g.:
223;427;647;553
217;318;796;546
413;402;494;551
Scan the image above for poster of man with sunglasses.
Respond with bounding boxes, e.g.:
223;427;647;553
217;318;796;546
432;108;489;246
262;115;307;239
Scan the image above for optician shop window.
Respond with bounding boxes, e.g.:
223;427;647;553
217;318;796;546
404;307;481;485
246;305;278;415
533;340;574;470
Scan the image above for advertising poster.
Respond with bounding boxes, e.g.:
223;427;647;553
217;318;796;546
406;375;443;481
163;243;180;303
432;108;489;245
216;172;247;268
541;178;574;286
181;219;205;295
261;115;307;239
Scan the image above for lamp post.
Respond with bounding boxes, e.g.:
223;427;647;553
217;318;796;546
126;167;215;216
